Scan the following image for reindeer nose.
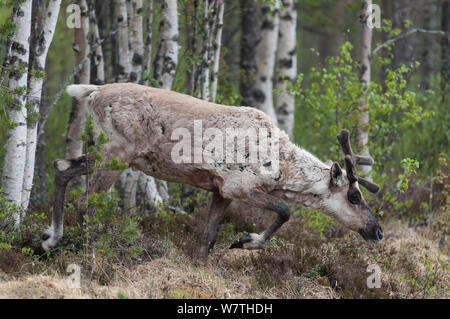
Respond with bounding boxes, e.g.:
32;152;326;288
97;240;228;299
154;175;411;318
376;227;384;241
359;223;384;242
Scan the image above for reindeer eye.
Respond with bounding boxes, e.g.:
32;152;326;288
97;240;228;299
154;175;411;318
348;189;361;205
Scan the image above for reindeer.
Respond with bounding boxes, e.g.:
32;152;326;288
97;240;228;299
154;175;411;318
41;83;383;256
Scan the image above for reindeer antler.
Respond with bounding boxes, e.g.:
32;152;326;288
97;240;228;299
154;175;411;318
337;129;380;193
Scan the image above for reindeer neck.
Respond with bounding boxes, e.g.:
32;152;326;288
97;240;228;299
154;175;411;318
278;142;331;196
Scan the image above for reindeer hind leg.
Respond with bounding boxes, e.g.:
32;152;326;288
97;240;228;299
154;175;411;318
229;191;290;250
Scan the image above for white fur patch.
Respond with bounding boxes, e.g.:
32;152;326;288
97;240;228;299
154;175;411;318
243;233;267;250
67;84;99;101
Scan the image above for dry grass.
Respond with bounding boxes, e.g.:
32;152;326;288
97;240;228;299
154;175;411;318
0;216;448;299
0;183;448;299
0;246;339;299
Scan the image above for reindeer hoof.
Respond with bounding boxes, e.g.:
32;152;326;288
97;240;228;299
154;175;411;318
229;234;252;249
199;246;210;259
229;242;241;249
33;245;48;258
230;234;266;250
40;228;62;253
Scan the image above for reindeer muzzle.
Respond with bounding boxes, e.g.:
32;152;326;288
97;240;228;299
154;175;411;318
359;212;383;242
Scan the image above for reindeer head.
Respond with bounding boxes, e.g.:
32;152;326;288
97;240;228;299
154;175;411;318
321;129;383;242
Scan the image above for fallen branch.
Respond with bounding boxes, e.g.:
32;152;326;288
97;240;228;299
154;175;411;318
373;28;446;55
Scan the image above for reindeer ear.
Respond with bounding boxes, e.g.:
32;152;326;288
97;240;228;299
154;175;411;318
330;162;344;187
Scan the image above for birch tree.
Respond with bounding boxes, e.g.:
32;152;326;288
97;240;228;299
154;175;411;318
136;170;169;213
22;0;62;210
252;1;280;124
116;0;172;211
200;0;211;100
131;0;163;209
115;0;131;83
28;0;46;209
88;0;105;85
1;0;33;225
130;0;144;83
357;0;373;177
210;0;225;103
153;0;179;90
140;0;177;205
275;0;297;139
66;0;90;159
114;0;138;210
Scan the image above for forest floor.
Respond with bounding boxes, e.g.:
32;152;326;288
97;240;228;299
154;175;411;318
0;199;448;299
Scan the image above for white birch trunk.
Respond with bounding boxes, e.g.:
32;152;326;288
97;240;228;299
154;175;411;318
136;173;163;210
358;0;373;177
130;0;144;83
115;0;137;209
252;1;280;125
117;0;169;212
210;0;225;103
115;0;131;82
275;0;297;139
88;0;105;84
1;0;33;225
136;0;176;211
154;0;179;90
22;0;62;210
200;0;211;100
131;0;158;211
116;169;140;211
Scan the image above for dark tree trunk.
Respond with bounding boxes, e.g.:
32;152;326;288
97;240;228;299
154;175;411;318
379;0;391;88
240;0;260;106
110;2;119;81
29;0;47;209
441;0;450;99
88;0;105;85
186;0;199;95
31;101;48;209
421;0;439;90
95;0;107;39
333;0;346;56
145;0;154;86
392;0;419;68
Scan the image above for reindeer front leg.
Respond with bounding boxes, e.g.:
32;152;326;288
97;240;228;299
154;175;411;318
230;191;291;250
199;193;232;258
41;155;93;252
41;147;123;252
